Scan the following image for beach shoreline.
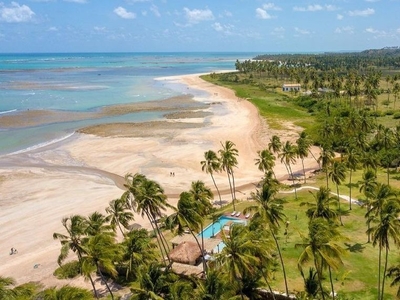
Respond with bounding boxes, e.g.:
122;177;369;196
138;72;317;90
0;72;319;288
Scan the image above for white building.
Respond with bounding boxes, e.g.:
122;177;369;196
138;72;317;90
282;83;301;92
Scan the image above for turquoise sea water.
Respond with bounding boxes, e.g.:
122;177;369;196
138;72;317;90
0;52;258;155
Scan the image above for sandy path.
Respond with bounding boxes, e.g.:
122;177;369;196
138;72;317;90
0;73;319;288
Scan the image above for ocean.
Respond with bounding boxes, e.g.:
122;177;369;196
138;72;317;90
0;52;257;155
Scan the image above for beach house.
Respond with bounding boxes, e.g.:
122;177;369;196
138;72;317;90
282;83;301;92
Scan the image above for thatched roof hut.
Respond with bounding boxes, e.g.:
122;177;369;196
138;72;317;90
170;235;222;253
168;241;201;265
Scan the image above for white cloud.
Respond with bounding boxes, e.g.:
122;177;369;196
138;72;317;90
114;7;136;19
365;27;386;35
183;8;214;24
271;26;285;38
47;26;58;31
348;8;374;17
294;5;323;12
212;22;233;35
125;0;150;3
150;5;160;17
64;0;87;3
294;4;338;12
295;27;310;35
262;3;281;11
337;14;344;20
365;0;379;2
256;3;280;19
0;2;35;23
335;26;354;34
256;8;271;19
223;10;232;17
94;26;107;32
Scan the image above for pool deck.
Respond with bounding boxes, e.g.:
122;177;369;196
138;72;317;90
224;211;251;220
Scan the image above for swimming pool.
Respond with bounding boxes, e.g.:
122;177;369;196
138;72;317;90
199;215;246;239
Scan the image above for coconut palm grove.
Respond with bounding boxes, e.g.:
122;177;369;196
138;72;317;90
2;48;400;299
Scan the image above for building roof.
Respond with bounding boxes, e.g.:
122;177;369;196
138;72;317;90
168;241;201;264
170;235;222;252
171;262;204;277
282;83;301;87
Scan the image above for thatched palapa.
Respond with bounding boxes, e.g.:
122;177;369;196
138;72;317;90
168;241;201;265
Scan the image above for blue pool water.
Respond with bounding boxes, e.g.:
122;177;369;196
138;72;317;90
199;215;246;239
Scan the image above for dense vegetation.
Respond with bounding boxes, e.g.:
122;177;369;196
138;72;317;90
2;49;400;299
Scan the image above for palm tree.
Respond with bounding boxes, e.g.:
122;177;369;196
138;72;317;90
318;145;335;189
301;187;338;223
296;131;312;183
255;148;276;179
84;211;113;237
53;215;99;299
367;184;400;300
328;161;346;225
359;169;378;243
106;198;134;236
0;276;17;300
194;269;230;300
122;229;158;280
37;285;93;300
81;233;121;300
279;141;298;198
123;173;171;265
268;135;282;155
387;264;400;298
166;191;206;273
296;218;345;300
218;141;239;210
130;263;176;300
344;146;360;210
216;224;267;299
244;183;289;296
201;150;222;206
189;180;213;273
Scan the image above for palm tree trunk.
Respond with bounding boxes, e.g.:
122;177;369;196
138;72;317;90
118;223;125;237
226;170;235;210
189;229;207;277
288;163;297;199
145;211;169;266
336;185;343;225
272;232;289;296
381;246;389;300
314;256;326;300
231;170;237;202
349;170;352;210
77;251;99;299
301;158;307;183
328;266;335;300
309;149;320;168
378;246;382;300
96;263;114;300
211;173;222;207
261;272;276;300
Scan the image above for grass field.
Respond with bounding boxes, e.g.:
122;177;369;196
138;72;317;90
198;72;400;299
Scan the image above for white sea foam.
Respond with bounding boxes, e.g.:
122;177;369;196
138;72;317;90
0;109;17;115
5;132;75;156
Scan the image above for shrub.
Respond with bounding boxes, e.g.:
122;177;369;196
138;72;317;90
53;261;80;279
393;112;400;119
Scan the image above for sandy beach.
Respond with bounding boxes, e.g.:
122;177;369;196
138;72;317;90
0;73;319;288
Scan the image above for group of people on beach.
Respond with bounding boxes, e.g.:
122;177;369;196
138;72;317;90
10;247;18;255
169;172;175;177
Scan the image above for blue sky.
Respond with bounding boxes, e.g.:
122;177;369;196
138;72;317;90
0;0;399;53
